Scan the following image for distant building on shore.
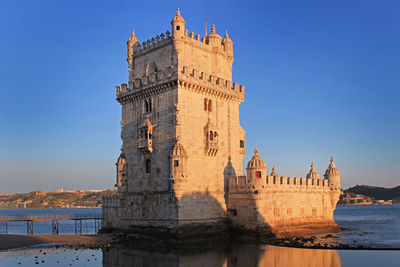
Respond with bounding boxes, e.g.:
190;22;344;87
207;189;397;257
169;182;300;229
103;9;342;238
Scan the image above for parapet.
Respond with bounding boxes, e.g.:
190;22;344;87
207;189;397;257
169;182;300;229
131;30;173;57
179;66;245;100
229;175;331;193
115;66;177;98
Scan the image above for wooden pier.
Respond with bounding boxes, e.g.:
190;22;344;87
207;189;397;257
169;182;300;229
0;213;102;235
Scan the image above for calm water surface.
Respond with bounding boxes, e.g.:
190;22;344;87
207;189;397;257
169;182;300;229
0;245;399;267
0;206;399;266
334;205;400;248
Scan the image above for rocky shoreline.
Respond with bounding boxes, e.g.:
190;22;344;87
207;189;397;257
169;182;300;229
1;231;399;252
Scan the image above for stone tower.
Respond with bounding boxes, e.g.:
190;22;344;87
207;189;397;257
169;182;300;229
102;9;246;235
246;149;267;183
324;156;341;189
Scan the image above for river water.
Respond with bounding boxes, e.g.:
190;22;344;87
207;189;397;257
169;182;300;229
0;205;399;266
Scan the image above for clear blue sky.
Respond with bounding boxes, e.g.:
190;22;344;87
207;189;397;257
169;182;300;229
0;0;399;193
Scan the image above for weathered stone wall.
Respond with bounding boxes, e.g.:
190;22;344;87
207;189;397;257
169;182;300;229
228;175;341;235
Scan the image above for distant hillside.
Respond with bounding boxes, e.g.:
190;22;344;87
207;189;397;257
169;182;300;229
0;190;117;208
345;185;400;201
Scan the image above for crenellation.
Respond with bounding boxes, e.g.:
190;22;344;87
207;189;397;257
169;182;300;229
179;66;245;95
228;172;333;194
116;66;177;98
133;31;173;57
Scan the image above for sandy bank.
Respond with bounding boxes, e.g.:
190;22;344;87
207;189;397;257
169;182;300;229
0;234;112;250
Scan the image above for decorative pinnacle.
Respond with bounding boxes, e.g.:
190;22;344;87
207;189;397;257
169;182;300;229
271;165;277;176
329;156;337;168
176;8;181;16
254;148;259;155
311;162;315;169
225;30;229;38
211;24;216;33
128;29;137;43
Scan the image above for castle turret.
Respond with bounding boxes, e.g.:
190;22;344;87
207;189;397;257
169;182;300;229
171;8;186;37
306;162;320;179
223;30;233;58
246;149;267;183
324;156;341;189
127;29;140;81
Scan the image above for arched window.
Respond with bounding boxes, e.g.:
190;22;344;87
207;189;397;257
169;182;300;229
208;100;212;112
176;26;180;30
146;62;158;76
204;98;207;111
255;171;261;178
209;131;213;141
145;159;151;174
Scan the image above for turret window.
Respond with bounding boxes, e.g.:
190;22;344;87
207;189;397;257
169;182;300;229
255;171;261;178
176;26;180;30
174;160;179;167
240;140;245;148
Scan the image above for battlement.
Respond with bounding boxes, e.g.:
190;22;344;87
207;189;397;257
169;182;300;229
132;30;173;57
229;175;331;193
180;66;245;95
176;28;233;57
115;66;177;96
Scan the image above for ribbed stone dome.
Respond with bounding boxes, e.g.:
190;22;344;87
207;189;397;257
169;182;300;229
324;156;340;175
223;30;232;44
306;162;320;179
247;149;266;169
207;25;222;40
171;143;186;157
171;8;185;24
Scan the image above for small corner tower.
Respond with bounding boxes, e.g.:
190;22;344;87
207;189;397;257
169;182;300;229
324;156;341;189
246;149;267;183
306;162;320;179
171;8;186;37
223;30;233;59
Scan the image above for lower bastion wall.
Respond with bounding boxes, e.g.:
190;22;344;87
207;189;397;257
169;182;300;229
102;192;179;231
102;189;227;233
228;175;341;236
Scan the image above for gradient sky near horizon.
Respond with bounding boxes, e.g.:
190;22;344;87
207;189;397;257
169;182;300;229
0;0;399;194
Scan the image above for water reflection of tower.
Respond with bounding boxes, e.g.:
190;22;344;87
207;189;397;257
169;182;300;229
102;244;342;267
